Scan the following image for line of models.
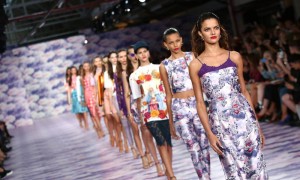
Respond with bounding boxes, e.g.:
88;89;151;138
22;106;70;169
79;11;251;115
64;12;268;180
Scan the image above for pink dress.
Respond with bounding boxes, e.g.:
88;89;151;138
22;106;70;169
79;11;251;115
83;74;97;117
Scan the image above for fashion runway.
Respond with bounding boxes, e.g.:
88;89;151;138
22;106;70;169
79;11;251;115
4;113;300;180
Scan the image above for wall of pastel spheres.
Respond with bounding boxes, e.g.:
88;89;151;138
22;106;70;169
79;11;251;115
0;36;88;128
0;15;197;128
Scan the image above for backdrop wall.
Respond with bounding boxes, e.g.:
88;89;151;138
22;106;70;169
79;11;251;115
0;12;230;128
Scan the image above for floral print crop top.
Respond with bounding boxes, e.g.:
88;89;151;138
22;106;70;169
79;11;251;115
161;52;194;93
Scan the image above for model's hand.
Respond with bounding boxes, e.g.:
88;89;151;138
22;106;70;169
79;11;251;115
208;133;223;156
127;114;134;124
259;128;265;148
170;128;180;140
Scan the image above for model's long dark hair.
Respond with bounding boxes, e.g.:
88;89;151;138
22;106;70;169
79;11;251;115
126;47;140;84
107;51;117;80
82;61;92;79
65;66;72;84
92;56;105;75
191;12;229;57
69;66;78;86
116;49;127;79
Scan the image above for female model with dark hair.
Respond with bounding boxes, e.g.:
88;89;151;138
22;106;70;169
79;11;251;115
189;12;268;179
82;61;105;138
131;41;172;179
102;55;118;146
104;51;129;153
160;27;210;179
70;66;89;130
123;46;158;168
122;47;150;165
65;67;72;105
93;57;109;134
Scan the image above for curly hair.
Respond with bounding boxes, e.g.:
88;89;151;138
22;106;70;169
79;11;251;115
191;12;229;57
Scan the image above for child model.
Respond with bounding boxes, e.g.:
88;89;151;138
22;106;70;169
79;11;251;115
189;12;268;179
131;41;174;179
70;66;89;130
82;61;105;138
160;28;210;179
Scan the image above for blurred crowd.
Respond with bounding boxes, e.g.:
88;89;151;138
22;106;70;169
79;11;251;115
232;13;300;126
0;121;13;178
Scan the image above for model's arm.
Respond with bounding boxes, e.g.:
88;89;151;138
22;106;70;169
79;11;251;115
189;58;223;155
231;51;265;147
159;63;179;139
122;71;134;123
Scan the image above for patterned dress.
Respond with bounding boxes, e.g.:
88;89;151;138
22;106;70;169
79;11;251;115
83;74;98;118
198;52;268;179
70;75;88;114
162;52;210;179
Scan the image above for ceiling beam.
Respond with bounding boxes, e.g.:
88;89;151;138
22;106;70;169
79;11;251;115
9;0;118;22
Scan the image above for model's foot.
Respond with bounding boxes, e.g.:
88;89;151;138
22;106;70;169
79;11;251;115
110;136;115;147
145;152;153;167
119;140;124;153
131;147;138;159
141;155;149;169
155;162;165;177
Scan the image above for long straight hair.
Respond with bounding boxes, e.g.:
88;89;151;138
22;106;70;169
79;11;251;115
191;12;229;57
82;61;92;79
116;49;127;79
92;56;106;75
65;66;72;84
69;66;78;86
107;51;117;80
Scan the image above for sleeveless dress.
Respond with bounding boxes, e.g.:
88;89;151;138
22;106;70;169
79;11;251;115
70;75;88;114
83;74;98;117
198;52;268;179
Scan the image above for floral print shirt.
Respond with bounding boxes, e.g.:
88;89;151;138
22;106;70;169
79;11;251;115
131;63;168;124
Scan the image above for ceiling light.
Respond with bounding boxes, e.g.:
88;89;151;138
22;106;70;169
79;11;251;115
139;0;146;2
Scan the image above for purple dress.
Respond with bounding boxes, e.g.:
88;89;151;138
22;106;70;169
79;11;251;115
198;52;268;179
114;73;128;116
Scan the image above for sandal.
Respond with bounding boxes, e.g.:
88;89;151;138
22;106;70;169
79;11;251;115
141;155;149;169
155;162;165;177
170;176;177;180
131;147;138;159
145;152;153;167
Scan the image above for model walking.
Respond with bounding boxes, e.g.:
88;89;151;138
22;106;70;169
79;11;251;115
160;28;210;179
82;61;105;138
70;66;89;130
131;41;174;179
189;12;268;179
